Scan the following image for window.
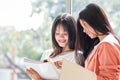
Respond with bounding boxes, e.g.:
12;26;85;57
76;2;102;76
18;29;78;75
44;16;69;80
0;0;66;80
72;0;120;37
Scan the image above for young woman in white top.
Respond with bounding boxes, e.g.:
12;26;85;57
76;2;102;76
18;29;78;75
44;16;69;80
26;13;84;80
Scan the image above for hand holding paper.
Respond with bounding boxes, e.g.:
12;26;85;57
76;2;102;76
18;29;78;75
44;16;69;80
24;57;60;80
54;61;62;69
26;68;42;80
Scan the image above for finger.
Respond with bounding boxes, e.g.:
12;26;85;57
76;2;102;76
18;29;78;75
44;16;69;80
30;68;38;74
54;61;62;69
27;68;34;74
26;69;32;74
26;69;34;78
30;68;43;80
58;61;62;66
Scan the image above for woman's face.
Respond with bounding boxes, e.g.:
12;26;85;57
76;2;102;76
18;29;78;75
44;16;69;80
80;19;97;39
55;24;69;48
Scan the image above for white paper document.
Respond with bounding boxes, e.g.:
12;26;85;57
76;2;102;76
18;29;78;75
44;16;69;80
24;58;60;80
60;59;97;80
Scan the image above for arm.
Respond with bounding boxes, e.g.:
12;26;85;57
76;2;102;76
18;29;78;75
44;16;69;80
97;42;120;80
26;68;43;80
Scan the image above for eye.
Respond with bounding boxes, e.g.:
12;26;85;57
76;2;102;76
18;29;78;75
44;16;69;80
83;22;86;26
55;32;59;35
63;32;68;35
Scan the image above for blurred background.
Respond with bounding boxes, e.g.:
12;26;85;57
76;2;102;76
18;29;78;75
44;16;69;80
0;0;119;80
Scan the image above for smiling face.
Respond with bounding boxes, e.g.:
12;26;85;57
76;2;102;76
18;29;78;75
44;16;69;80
80;19;97;39
55;24;69;49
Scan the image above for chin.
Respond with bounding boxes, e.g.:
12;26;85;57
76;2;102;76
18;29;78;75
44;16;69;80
91;36;97;39
59;45;65;47
59;44;67;47
90;37;94;39
88;35;94;39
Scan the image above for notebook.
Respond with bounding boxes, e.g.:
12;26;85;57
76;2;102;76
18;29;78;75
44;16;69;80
24;57;59;80
60;59;97;80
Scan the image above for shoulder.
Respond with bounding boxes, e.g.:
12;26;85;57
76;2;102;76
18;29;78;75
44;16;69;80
98;42;113;47
96;42;119;57
99;33;119;46
98;41;119;50
97;42;116;52
97;33;120;52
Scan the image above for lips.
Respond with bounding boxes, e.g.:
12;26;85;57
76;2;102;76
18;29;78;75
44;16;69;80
85;32;90;36
58;40;66;43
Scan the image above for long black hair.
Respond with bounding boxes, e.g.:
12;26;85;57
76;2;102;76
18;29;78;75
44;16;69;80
77;3;120;59
50;13;77;57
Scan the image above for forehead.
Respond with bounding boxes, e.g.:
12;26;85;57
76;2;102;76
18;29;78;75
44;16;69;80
56;24;67;31
80;19;89;26
79;19;85;27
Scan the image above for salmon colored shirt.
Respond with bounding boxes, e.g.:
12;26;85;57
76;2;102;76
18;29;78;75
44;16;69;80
85;34;120;80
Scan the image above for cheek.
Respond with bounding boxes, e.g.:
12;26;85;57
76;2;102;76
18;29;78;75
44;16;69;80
55;35;58;40
65;35;69;40
83;28;89;34
81;25;89;33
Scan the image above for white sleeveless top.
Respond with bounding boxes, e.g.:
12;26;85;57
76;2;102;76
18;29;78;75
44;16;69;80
40;49;81;64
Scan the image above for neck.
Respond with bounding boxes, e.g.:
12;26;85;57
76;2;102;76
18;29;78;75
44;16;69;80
60;49;73;55
98;34;108;41
62;45;71;52
60;47;73;55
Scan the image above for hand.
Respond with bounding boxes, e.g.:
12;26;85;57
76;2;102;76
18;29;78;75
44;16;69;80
54;61;63;69
26;68;43;80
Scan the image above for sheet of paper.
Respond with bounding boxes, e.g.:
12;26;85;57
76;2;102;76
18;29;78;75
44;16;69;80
60;59;97;80
24;57;60;80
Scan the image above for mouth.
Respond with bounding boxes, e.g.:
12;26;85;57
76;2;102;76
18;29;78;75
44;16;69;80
86;32;90;36
58;40;66;44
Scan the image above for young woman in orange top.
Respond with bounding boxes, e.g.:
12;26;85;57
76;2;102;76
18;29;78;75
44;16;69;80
77;3;120;80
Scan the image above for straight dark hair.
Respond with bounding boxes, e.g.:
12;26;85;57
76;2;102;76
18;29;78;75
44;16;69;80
77;3;120;59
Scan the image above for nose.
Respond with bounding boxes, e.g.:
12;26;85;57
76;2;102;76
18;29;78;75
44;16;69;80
83;28;86;33
59;33;64;37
